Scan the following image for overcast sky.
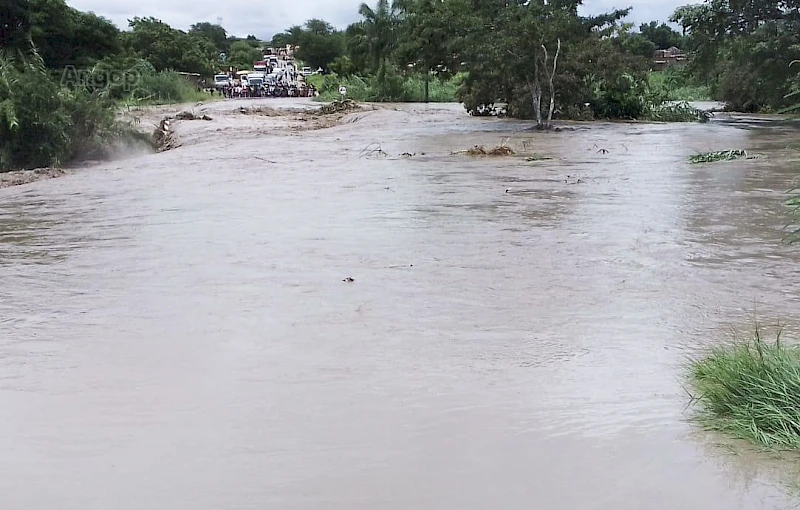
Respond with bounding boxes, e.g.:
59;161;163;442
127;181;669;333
66;0;684;39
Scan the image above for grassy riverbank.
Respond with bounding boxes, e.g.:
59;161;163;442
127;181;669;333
688;325;800;448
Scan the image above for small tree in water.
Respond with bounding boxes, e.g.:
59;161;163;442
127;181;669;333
449;0;636;126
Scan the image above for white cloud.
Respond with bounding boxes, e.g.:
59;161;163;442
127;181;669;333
65;0;684;39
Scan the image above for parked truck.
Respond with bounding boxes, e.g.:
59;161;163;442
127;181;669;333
247;72;267;97
213;74;231;90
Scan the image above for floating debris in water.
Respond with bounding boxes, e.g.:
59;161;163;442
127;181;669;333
174;111;212;121
359;143;387;158
454;145;516;156
320;99;358;115
524;154;551;161
688;149;764;164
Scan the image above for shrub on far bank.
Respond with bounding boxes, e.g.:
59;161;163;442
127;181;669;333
313;70;461;103
129;70;212;105
688;325;800;448
75;55;214;106
648;69;711;102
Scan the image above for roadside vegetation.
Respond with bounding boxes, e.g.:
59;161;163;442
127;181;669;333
647;70;711;102
688;325;800;448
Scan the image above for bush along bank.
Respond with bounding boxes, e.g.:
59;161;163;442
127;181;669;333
1;53;144;171
687;324;800;448
310;68;461;103
0;52;215;172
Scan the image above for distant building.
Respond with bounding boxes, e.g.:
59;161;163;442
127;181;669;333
653;47;687;71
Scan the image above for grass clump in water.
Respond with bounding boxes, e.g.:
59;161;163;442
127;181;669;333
689;149;750;163
688;325;800;448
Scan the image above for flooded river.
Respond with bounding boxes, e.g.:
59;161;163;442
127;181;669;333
2;100;800;509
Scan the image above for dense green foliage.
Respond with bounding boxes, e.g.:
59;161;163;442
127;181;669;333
26;0;121;68
688;326;800;447
121;17;219;76
671;0;800;112
640;21;686;49
0;50;144;170
1;0;32;55
323;0;693;125
647;69;711;101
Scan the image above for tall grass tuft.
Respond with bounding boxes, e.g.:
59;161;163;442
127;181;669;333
648;70;711;102
688;325;800;448
129;70;211;105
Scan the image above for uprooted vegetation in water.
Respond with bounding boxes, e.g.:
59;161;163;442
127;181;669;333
319;99;360;115
174;111;213;121
689;149;764;164
687;324;800;448
645;102;712;123
454;144;516;156
449;137;557;160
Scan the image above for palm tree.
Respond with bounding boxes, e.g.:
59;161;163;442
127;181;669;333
354;0;400;73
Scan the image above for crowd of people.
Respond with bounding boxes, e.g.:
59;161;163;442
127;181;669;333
211;81;318;98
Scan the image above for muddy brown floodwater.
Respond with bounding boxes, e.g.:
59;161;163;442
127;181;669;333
3;98;800;509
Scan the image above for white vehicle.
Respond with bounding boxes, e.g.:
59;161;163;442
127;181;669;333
213;74;230;89
302;66;312;76
247;72;266;87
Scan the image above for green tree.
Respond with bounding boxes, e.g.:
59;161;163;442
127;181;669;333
450;0;643;124
639;21;685;49
189;22;229;52
123;17;216;76
28;0;121;68
227;40;262;69
395;0;460;102
329;55;357;75
294;19;345;70
271;26;305;48
346;0;400;74
1;0;32;56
